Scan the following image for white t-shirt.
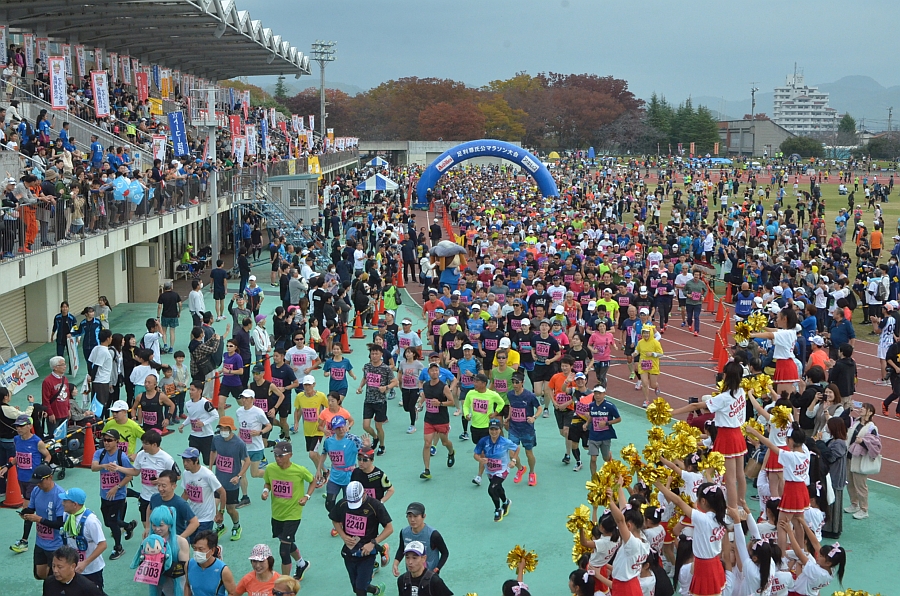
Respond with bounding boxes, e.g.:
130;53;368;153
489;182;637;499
181;466;223;523
791;558;833;595
286;345;319;375
690;509;725;560
181;398;219;438
353;249;367;270
235;405;269;453
778;446;811;483
588;534;620;568
804;507;825;544
610;532;650;581
639;574;655;596
706;388;746;428
677;563;693;595
88;345;114;384
133;449;176;501
681;470;705;501
674;273;693;299
770;568;795;596
772;329;796;360
64;509;106;574
643;524;665;555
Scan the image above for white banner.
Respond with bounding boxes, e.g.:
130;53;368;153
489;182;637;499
37;38;49;65
62;44;73;80
132;58;140;85
152;135;167;162
305;130;313;148
291;114;300;133
0;27;7;66
49;57;67;110
309;115;314;132
24;34;34;74
94;47;103;71
122;54;131;85
109;52;118;81
233;135;246;166
245;124;257;156
91;70;110;118
76;45;87;79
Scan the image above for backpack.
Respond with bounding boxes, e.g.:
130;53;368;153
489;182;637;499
400;570;435;596
876;277;889;302
845;290;858;311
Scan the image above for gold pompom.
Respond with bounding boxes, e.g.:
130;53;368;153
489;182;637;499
646;398;673;426
585;460;632;507
672;420;701;440
566;505;593;534
742;418;766;438
647;426;665;443
733;321;752;344
507;545;538;573
747;312;768;332
699;450;726;476
620;443;643;474
769;405;793;430
572;533;593;562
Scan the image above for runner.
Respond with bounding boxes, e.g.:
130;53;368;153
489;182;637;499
14;464;64;579
90;428;136;560
417;363;456;480
391;501;451;579
178;380;219;465
472;419;519;522
248;364;286;442
462;373;506;486
582;386;622;475
506;372;543;486
180;447;227;541
209;415;251;537
356;345;396;455
323;342;357;398
261;441;314;580
292;375;329;470
269;349;300;441
235;389;273;506
8;414;52;554
398;347;426;434
317;415;363;533
99;400;145;458
59;488;108;591
635;325;663;408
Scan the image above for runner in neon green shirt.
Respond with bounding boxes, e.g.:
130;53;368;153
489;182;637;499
262;441;315;577
463;374;507;486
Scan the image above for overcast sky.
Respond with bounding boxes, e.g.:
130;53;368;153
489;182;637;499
238;0;898;102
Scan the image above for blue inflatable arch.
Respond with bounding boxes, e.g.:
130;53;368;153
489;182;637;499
415;139;559;208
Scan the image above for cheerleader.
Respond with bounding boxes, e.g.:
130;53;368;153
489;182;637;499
747;394;795;499
655;481;728;596
577;511;620;593
672;536;694;595
767;543;795;596
749;307;799;395
745;425;809;556
781;516;845;596
732;513;774;596
659;453;705;538
670;362;748;511
642;507;667;558
606;487;651;596
756;499;781;543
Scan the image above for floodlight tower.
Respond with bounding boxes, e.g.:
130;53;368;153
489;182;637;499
310;41;336;141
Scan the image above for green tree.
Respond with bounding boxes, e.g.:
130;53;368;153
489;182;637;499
838;114;856;135
478;96;527;140
858;135;900;159
645;93;674;138
780;136;824;158
273;75;289;103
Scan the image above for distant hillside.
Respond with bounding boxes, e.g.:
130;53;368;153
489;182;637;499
264;80;366;98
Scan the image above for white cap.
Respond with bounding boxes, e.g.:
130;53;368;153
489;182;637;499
773;286;783;295
346;481;365;509
768;303;781;314
240;388;256;398
810;336;825;346
593;386;606;393
753;296;764;305
660;272;668;277
554;305;565;314
401;318;413;325
447;317;458;325
248;275;257;281
463;344;474;350
471;304;481;310
520;318;531;326
499;337;511;348
302;375;316;385
639;286;648;293
639;307;650;315
110;400;129;412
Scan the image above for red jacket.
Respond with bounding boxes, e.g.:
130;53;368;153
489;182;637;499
42;373;71;420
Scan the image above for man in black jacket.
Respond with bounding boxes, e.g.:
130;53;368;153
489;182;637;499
828;343;858;400
42;546;103;596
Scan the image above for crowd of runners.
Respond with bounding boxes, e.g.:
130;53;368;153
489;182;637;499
3;153;897;595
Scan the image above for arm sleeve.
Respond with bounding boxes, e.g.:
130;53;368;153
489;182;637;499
431;530;450;569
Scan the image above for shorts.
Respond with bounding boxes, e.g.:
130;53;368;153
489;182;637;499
567;421;589;446
424;422;451;435
277;398;291;418
271;518;301;543
531;364;554;383
249;450;265;462
471;425;490;445
213;290;226;301
304;436;322;452
139;498;151;522
224;489;240;505
219;384;243;399
363;401;388;423
678;297;687;308
34;545;56;567
588;439;612;460
272;261;281;272
326;480;347;498
508;430;537;451
623;345;635;357
160;316;179;328
554;408;575;430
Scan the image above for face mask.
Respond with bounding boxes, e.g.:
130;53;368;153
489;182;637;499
219;430;232;440
101;177;108;182
193;551;209;564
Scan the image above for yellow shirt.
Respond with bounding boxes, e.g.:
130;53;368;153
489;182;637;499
293;391;329;436
493;348;520;369
636;338;663;375
597;298;620;320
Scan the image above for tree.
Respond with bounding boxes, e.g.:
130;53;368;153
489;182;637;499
780;136;824;158
418;100;486;140
478;96;527;140
742;113;769;120
857;135;900;159
838;114;856;135
274;75;289;103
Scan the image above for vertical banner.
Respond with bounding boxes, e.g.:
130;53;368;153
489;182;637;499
90;71;110;118
689;142;695;156
48;57;67;110
94;47;103;71
24;34;35;74
327;128;334;146
151;135;167;163
241;90;250;120
291;114;300;133
308;115;314;132
267;107;276;128
229;115;242;138
135;71;148;102
233;136;246;166
278;121;287;136
132;58;140;85
260;118;268;154
245;124;257;156
37;38;49;65
108;52;117;81
75;45;87;79
167;112;190;157
714;142;719;156
305;130;313;148
122;55;131;85
228;88;235;110
0;27;7;66
62;44;73;80
152;64;160;90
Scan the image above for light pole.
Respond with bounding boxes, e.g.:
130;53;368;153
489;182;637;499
310;41;335;143
750;84;758;156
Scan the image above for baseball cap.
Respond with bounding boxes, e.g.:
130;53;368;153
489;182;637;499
180;447;201;460
434;308;445;314
554;305;565;314
593;386;606;393
639;286;648;293
447;317;458;325
406;502;426;516
252;364;265;374
474;372;490;383
768;303;782;314
404;541;426;556
463;344;474;350
302;375;316;385
240;388;255;399
587;300;597;311
452;290;461;296
346;481;365;509
255;314;267;323
248;275;256;281
401;318;413;325
520;318;531;326
61;488;87;505
428;288;437;294
639;307;650;315
13;414;31;426
488;418;503;428
773;286;783;295
217;416;236;430
330;415;348;429
499;337;511;348
110;400;129;412
810;336;825;346
274;441;293;457
574;372;586;380
248;544;273;561
471;304;481;310
102;428;121;440
32;464;53;481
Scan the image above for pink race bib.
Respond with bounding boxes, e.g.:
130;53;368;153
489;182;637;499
272;480;293;499
592;417;608;432
535;343;550;357
366;372;382;388
399;338;411;348
426;400;439;413
302;407;318;422
215;455;233;474
330;367;345;381
254;399;269;411
101;471;119;490
364;488;377;499
134;557;163;586
37;523;54;540
510;407;526;423
291;353;307;368
239;428;252;443
486;458;503;473
472;399;489;414
185;483;202;503
460;374;473;386
402;374;417;389
554;392;569;404
493;379;508;392
190;419;204;432
344;513;368;537
15;451;32;469
691;291;701;301
271;377;284;388
484;339;498;350
328;450;345;467
117;441;129;453
140;468;157;486
142;410;158;425
640;359;653;371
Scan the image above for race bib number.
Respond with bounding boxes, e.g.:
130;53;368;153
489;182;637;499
640;359;653;371
575;401;590;417
101;471;120;490
254;399;269;411
592;417;608;432
366;372;382;388
691;291;701;301
484;339;498;350
573;360;584;372
555;392;569;404
271;377;284;388
37;523;54;540
142;410;158;426
185;483;202;503
658;288;667;296
365;488;377;499
399;337;411;348
223;364;233;373
117;441;129;453
618;297;629;306
510;407;527;423
402;374;417;389
271;480;293;499
344;513;368;537
427;310;436;321
134;558;163;585
140;468;157;486
190;419;204;432
239;428;252;443
535;343;550;357
472;399;489;414
291;353;307;368
302;407;318;422
215;455;233;474
510;319;522;331
330;367;345;381
486;458;503;473
450;363;459;374
15;451;32;469
426;400;439;414
493;378;508;392
460;374;473;386
328;450;345;467
431;324;441;336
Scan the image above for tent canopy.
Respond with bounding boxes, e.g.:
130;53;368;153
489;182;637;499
356;173;399;192
548;151;560;159
366;156;389;167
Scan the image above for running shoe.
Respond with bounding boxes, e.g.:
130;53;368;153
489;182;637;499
236;496;251;509
294;560;310;580
896;412;900;420
9;539;27;553
843;504;860;514
883;403;889;416
124;520;137;540
377;445;385;456
406;425;416;434
642;400;649;408
231;526;242;541
494;508;503;522
381;543;390;567
447;451;455;467
628;372;636;380
562;454;571;465
681;321;686;328
216;524;226;537
514;467;526;483
110;545;126;560
459;432;469;441
472;475;482;486
852;510;869;520
331;528;339;537
528;473;537;486
874;379;890;386
430;446;437;456
420;469;432;480
542;410;549;418
694;331;699;337
374;582;386;596
502;499;511;517
258;459;268;470
573;462;582;472
635;380;642;390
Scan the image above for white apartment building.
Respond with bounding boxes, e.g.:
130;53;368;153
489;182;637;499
772;73;838;135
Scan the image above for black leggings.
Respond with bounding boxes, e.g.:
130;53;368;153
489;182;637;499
487;475;507;509
658;301;672;328
884;376;900;413
401;388;418;426
101;499;127;548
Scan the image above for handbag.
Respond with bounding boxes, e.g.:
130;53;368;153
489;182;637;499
850;453;882;475
744;447;763;479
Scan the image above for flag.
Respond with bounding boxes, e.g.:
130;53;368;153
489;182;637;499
291;114;300;133
24;34;34;74
268;107;276;128
75;45;86;79
167;111;190;157
327;128;334;146
305;130;313;148
135;71;149;102
37;38;49;65
93;47;103;71
241;90;250;120
108;52;117;82
246;124;257;156
714;142;719;155
278;121;287;136
0;27;7;66
689;142;695;156
233;135;246;166
132;58;140;85
49;57;67;110
152;135;167;162
91;71;110;118
62;44;73;80
122;55;131;85
260;119;268;154
229;115;242;138
309;115;314;132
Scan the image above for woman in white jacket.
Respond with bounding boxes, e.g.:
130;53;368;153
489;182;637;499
251;314;272;364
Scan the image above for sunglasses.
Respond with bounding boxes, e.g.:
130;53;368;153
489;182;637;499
359;456;373;462
294;337;304;342
273;591;293;596
102;438;116;442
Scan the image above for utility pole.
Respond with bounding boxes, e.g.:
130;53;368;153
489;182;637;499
750;83;759;156
889;106;894;134
310;41;336;143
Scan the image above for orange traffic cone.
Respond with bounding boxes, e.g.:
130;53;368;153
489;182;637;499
717;336;730;373
264;354;273;382
80;423;96;468
705;285;716;313
396;270;404;289
1;458;24;508
211;372;221;410
340;328;353;354
711;331;722;361
371;301;381;326
353;313;365;339
724;283;733;304
721;311;731;339
715;298;725;323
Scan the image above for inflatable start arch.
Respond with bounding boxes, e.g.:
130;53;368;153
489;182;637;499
414;139;559;208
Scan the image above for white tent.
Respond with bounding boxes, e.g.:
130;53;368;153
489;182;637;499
355;173;399;191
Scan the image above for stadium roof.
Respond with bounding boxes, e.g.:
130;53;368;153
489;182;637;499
1;0;310;80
